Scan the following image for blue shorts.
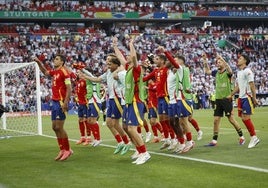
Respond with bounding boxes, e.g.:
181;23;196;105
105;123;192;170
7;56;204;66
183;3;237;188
177;99;192;117
125;102;145;126
107;98;122;119
87;102;101;118
143;102;148;113
168;103;179;118
186;99;194;108
148;107;158;119
238;97;254;117
51;100;66;121
78;104;88;118
158;97;169;115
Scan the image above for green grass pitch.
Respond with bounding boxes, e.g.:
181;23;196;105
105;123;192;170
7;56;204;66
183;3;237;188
1;107;268;188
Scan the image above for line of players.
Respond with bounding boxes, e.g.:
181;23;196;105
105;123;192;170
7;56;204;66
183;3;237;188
33;35;259;163
72;36;203;159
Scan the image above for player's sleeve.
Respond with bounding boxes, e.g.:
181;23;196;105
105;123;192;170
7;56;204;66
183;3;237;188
164;51;180;68
246;68;254;83
117;71;126;84
99;71;107;82
143;69;155;82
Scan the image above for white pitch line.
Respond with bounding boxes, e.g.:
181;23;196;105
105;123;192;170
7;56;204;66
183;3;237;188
147;151;268;173
42;135;268;173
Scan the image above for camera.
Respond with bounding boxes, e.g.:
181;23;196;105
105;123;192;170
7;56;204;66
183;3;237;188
147;53;155;64
0;104;9;118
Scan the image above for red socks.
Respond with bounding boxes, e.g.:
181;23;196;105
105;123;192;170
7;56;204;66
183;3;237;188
160;120;169;139
189;118;200;132
242;119;256;136
57;137;70;151
121;135;129;144
79;121;86;137
90;123;100;140
115;134;123;143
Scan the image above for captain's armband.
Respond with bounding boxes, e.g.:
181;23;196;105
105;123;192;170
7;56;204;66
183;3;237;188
65;78;71;85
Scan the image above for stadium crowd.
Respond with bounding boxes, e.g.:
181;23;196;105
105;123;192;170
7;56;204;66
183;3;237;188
0;0;267;13
0;0;267;111
0;23;268;111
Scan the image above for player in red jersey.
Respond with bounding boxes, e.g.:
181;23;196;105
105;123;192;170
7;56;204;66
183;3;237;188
74;74;92;145
146;79;163;143
34;55;73;161
143;53;175;150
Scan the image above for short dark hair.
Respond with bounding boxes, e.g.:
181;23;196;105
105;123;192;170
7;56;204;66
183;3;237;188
175;54;185;64
241;53;250;65
110;56;121;66
158;54;167;62
56;54;66;65
107;53;117;58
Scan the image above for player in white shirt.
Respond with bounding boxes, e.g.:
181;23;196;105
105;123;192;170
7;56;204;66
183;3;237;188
80;54;131;154
229;53;260;149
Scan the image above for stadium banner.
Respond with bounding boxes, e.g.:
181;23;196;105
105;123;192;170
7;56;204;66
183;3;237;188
94;12;113;18
0;11;81;18
125;12;139;18
153;12;168;19
168;13;182;19
112;12;126;18
209;11;268;17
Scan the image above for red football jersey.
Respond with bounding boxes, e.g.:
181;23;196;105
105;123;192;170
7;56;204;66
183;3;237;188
147;81;158;108
48;67;70;101
143;67;169;98
76;78;87;105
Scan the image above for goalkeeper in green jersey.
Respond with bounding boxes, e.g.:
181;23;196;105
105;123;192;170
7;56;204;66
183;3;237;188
202;53;245;147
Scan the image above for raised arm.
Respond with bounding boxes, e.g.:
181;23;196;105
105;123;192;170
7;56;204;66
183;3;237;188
129;37;138;67
112;36;127;67
143;69;155;82
158;46;180;69
78;70;102;83
33;57;50;77
202;53;212;75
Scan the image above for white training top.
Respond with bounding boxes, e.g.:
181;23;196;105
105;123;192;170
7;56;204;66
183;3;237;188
117;70;126;105
237;67;254;98
167;69;178;104
82;69;102;103
100;70;123;99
